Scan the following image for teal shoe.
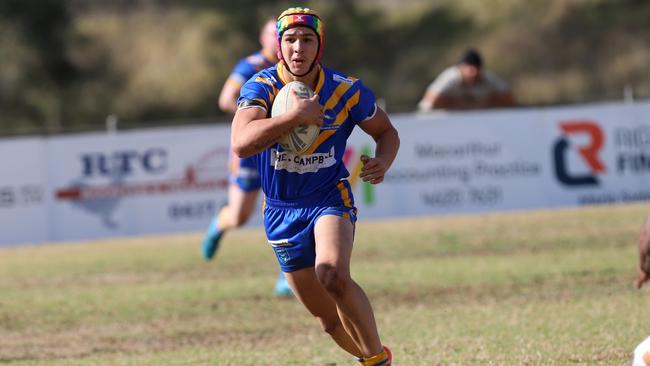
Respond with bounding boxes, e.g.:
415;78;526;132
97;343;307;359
202;216;223;261
274;272;293;297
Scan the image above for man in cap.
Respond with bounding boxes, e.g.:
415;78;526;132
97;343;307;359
418;48;515;111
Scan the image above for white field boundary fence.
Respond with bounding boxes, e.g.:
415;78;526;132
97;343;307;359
1;100;649;246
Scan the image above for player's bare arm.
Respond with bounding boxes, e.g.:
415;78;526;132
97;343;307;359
635;210;650;289
218;80;242;114
231;91;323;158
358;107;400;184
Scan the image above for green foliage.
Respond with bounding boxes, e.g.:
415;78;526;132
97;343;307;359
1;0;649;134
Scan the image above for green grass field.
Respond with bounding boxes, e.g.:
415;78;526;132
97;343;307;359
1;203;649;365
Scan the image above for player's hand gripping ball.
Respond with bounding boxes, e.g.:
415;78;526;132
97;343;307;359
271;81;320;154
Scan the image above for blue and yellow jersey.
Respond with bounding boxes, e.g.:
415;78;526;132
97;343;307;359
226;51;277;88
237;64;377;206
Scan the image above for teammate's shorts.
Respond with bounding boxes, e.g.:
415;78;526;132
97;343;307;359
264;204;357;272
229;156;261;192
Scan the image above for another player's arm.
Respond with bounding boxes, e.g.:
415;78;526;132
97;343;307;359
357;107;400;184
218;79;242;114
231;92;323;158
635;210;650;289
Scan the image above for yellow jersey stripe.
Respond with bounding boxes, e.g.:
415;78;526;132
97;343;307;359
334;90;360;126
276;63;288;84
253;76;279;108
303;130;335;155
268;84;279;106
249;97;267;110
254;76;272;85
303;89;361;154
336;181;353;208
323;78;356;111
314;68;325;95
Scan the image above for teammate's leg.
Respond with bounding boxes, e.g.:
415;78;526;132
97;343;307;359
313;215;388;362
284;267;362;358
205;183;291;295
219;184;260;229
202;185;259;260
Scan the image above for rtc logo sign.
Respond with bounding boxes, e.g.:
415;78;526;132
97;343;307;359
553;121;606;186
81;148;167;177
55;147;229;229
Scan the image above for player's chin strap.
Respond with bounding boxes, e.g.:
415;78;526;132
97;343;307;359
288;61;317;77
280;59;320;78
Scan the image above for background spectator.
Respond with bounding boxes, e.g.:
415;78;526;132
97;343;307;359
418;48;515;111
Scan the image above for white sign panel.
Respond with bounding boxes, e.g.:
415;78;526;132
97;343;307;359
346;101;650;219
0;137;48;245
45;125;234;242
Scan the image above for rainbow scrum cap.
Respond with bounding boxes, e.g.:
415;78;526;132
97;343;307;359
276;7;324;76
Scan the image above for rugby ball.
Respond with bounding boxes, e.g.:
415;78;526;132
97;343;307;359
271;81;320;154
633;336;650;366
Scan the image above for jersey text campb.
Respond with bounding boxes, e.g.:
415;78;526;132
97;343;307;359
237;64;377;205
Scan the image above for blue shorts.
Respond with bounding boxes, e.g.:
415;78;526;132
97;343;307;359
229;156;261;192
264;204;357;272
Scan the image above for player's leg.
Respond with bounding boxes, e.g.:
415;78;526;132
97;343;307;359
314;214;389;363
219;184;260;229
202;184;259;260
284;267;362;358
202;154;260;260
265;205;358;352
201;205;226;260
